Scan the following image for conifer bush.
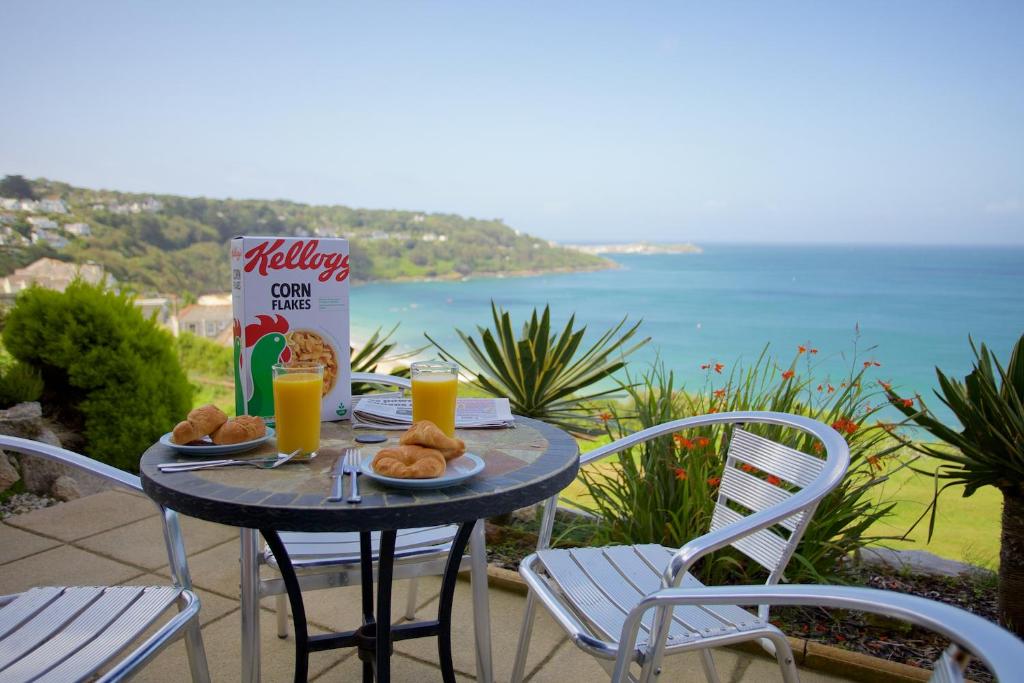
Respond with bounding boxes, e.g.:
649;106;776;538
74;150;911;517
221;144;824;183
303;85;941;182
0;360;44;407
3;280;192;471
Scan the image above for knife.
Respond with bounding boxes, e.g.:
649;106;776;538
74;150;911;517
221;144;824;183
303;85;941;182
328;453;346;501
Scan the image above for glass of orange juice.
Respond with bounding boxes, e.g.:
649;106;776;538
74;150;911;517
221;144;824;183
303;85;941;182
411;360;459;436
272;362;323;455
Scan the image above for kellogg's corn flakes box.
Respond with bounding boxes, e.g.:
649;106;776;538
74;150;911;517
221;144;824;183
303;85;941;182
230;236;352;421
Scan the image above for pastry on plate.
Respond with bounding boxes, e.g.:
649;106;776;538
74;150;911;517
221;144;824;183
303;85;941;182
372;445;446;479
400;420;466;461
172;404;228;444
211;415;267;445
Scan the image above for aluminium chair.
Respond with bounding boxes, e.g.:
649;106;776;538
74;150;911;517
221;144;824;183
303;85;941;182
251;372;493;681
511;411;850;683
0;435;210;683
628;584;1024;682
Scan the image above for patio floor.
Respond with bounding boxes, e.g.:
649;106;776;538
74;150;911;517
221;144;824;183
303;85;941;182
0;489;854;682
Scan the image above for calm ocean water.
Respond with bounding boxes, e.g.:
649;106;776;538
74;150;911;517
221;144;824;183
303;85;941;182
350;245;1024;421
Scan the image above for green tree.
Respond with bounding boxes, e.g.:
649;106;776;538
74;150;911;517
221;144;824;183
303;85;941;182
3;280;192;471
0;175;35;199
888;334;1024;635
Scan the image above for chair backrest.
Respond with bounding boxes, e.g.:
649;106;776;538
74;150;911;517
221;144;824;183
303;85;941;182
711;427;826;582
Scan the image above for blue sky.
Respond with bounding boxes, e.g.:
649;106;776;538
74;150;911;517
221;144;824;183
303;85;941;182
2;1;1022;244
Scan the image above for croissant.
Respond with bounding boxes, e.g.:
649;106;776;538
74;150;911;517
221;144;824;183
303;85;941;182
211;415;266;445
400;420;466;461
372;445;446;479
172;404;228;444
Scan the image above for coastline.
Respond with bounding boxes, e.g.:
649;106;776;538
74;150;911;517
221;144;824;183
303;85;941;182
349;259;618;287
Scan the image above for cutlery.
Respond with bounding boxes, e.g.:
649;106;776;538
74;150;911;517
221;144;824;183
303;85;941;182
342;448;362;503
159;449;304;472
327;449;349;502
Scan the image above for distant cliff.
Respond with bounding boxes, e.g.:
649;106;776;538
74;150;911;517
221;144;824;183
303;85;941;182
563;241;703;255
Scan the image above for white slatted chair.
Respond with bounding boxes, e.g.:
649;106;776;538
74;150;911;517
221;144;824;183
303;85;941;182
255;372;493;679
622;585;1024;683
0;436;210;683
511;411;850;683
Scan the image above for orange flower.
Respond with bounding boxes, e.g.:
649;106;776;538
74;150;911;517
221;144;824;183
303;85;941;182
700;363;710;370
827;384;835;393
673;434;693;450
879;380;892;391
831;417;859;435
714;362;725;374
674;467;688;481
817;384;823;392
708;407;719;413
810;348;819;354
863;361;881;368
707;476;721;487
798;345;807;354
812;442;824;454
867;455;881;472
781;369;795;380
766;475;782;486
713;388;726;398
740;463;757;474
901;398;914;408
696;436;711;448
597;411;613;422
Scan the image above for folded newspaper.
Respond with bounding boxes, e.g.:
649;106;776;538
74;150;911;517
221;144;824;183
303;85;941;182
351;395;515;430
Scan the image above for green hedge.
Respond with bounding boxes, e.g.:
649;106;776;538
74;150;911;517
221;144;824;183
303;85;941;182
3;280;192;471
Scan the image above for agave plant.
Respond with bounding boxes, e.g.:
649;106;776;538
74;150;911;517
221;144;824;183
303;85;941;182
350;325;420;394
887;333;1024;635
426;302;648;433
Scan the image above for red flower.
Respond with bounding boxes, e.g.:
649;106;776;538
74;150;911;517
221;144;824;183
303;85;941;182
863;361;881;369
827;384;835;393
817;384;823;392
696;436;711;448
708;407;719;413
798;345;807;354
781;369;795;380
831;417;859;435
597;411;613;423
766;475;782;486
740;463;757;474
810;348;819;354
714;362;725;374
812;442;824;454
713;388;726;398
673;434;693;450
707;476;721;487
700;363;710;370
867;455;881;472
902;398;914;408
674;467;688;481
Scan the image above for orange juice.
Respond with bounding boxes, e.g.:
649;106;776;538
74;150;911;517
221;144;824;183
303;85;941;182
273;372;323;454
412;373;458;436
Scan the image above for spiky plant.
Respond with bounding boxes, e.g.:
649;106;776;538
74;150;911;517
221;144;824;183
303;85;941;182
350;325;420;393
426;302;648;433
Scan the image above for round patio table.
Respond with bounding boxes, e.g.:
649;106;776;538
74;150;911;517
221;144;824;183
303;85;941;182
140;416;578;683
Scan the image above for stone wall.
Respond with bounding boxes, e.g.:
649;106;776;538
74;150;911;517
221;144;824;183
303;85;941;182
0;402;112;500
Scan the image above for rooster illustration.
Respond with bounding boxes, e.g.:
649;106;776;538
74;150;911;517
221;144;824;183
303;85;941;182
237;314;291;417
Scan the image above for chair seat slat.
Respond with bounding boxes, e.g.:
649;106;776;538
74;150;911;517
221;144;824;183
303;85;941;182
35;587;181;683
276;526;459;561
0;588;63;641
538;549;634;642
0;586;146;682
0;587;103;672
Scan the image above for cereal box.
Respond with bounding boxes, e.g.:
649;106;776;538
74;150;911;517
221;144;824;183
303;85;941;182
230;236;352;421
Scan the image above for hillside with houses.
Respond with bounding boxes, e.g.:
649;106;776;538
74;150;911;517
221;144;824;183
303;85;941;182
0;175;608;300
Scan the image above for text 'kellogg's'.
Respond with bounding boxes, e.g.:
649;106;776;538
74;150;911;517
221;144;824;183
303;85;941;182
243;239;350;283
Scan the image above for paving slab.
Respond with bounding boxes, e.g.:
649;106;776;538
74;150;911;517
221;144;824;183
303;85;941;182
79;514;237;572
0;521;60;565
396;580;567;681
5;489;158;541
121;573;239;626
0;544;142;593
317;650;474;682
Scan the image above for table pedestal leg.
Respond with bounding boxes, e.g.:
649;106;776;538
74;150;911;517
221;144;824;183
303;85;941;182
260;529;311;683
437;521;474;683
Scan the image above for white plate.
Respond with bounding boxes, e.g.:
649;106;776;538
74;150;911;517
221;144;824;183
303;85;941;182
361;453;485;490
158;428;275;456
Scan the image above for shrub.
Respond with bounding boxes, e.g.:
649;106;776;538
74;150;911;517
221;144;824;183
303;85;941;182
3;280;192;471
576;345;905;584
0;361;44;407
176;331;232;378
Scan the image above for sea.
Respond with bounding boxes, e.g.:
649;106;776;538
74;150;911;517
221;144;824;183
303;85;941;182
348;244;1024;423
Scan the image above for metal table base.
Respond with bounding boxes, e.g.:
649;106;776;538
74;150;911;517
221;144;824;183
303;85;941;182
257;522;474;683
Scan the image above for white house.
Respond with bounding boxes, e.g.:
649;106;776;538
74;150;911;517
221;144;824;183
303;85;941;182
39;198;68;214
1;258;110;294
26;216;58;230
65;222;92;237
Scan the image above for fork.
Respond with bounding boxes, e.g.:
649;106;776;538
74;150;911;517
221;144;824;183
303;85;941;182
159;449;303;472
342;448;362;503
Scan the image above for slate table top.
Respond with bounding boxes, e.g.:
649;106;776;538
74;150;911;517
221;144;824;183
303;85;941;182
140;416;579;532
